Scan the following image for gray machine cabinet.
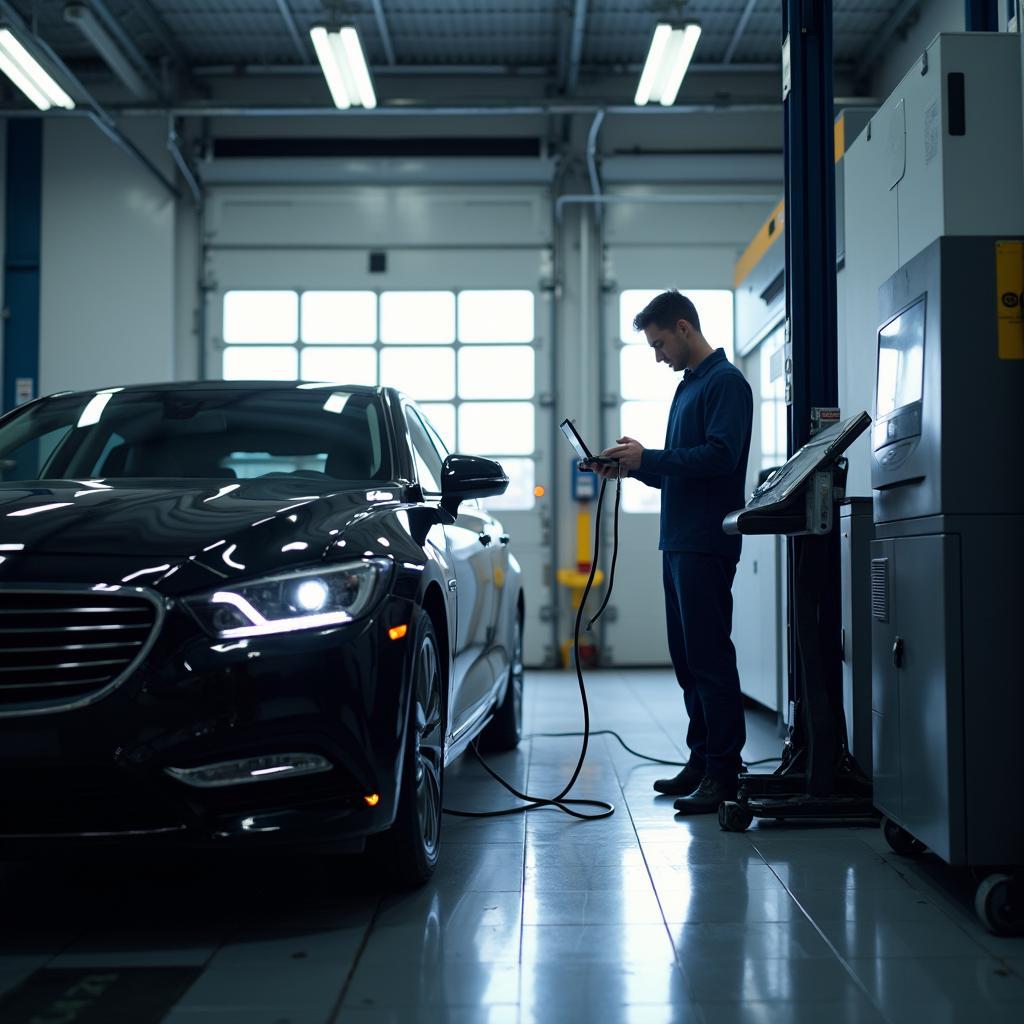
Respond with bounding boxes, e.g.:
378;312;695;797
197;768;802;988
840;498;874;772
873;517;1024;867
871;533;964;863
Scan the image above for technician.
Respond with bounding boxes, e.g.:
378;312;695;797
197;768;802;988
596;291;753;814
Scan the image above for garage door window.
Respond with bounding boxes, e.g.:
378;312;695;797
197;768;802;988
221;288;537;511
617;288;734;513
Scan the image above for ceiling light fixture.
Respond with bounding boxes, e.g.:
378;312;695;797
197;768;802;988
634;22;702;106
310;25;376;110
0;27;75;110
64;3;154;101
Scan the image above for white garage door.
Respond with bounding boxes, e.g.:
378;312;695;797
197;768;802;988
201;186;554;666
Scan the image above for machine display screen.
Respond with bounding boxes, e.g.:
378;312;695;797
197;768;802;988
876;298;925;418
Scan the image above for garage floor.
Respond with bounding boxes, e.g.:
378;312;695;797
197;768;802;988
1;669;1022;1023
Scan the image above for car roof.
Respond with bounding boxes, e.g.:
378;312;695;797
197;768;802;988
40;381;395;401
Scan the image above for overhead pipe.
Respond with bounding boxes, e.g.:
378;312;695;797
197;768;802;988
585;109;605;224
0;1;182;200
167;118;203;206
116;101;790;118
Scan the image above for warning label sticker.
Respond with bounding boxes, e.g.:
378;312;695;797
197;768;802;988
996;241;1024;360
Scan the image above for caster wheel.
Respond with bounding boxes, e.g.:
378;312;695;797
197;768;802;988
719;801;753;833
882;816;926;857
975;874;1023;936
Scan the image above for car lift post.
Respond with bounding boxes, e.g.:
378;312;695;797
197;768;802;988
782;0;844;798
721;0;875;830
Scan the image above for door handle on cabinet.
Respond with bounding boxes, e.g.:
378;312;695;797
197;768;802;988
892;636;904;669
477;533;492;546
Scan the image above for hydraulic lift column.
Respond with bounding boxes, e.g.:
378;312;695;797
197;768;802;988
781;0;844;797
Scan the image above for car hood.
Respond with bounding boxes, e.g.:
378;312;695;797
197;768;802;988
0;479;411;594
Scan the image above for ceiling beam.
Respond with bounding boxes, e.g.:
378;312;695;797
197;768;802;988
565;0;588;93
723;0;760;64
274;0;309;63
855;0;920;79
80;0;164;98
369;0;397;65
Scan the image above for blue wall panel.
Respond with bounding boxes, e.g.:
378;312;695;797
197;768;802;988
3;118;42;413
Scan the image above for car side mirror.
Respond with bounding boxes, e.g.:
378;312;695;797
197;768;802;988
440;455;508;518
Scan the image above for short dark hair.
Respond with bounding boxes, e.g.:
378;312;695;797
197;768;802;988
632;290;701;334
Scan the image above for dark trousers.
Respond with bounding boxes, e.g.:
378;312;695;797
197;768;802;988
663;551;746;783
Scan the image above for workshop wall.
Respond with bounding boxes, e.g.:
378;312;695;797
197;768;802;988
39;117;176;395
869;0;965;98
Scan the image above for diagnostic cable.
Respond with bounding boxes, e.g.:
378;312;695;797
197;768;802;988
442;471;776;822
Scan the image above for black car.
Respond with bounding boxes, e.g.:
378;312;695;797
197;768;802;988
0;382;524;884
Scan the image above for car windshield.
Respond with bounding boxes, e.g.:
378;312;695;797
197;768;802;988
0;386;393;486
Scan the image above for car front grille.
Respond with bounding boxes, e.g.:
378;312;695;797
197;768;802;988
0;590;158;713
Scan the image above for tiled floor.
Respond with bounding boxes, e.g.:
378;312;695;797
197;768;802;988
1;669;1022;1023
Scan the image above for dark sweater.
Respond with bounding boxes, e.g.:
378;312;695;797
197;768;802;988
632;348;753;562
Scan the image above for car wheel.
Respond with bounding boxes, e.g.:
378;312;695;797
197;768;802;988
480;611;524;752
381;615;444;887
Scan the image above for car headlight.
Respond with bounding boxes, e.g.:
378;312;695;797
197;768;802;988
186;558;392;639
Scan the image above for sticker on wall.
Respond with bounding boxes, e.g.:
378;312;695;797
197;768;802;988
996;241;1024;360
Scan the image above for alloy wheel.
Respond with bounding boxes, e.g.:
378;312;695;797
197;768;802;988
414;632;443;857
511;616;524;736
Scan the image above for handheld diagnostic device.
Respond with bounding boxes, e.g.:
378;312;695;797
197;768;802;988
559;418;618;471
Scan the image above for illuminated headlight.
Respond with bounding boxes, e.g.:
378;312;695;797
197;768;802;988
185;558;392;639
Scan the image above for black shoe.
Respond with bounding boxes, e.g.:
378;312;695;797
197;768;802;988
653;764;705;796
673;776;738;815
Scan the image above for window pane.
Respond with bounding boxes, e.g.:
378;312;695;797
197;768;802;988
223;346;297;381
380;347;455;401
301;347;377;385
407;411;443;493
619;289;663;343
458;403;534;455
458;290;534;343
419;403;455;452
380;291;455;344
619;346;679;402
482;457;535;511
620;399;669;513
458;346;534;400
690;289;735;362
224;291;298;343
618;288;734;362
301;291;376;344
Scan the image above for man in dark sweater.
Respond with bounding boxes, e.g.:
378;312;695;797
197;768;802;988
598;291;753;814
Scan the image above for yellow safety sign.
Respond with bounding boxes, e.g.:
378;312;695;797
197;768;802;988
996;241;1024;360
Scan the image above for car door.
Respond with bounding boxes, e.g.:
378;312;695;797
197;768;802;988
405;406;496;742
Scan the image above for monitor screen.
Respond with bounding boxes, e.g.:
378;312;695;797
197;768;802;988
876;298;925;419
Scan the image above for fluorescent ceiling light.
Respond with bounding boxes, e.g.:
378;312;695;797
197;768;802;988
0;27;75;110
64;3;153;101
310;25;376;110
634;23;702;106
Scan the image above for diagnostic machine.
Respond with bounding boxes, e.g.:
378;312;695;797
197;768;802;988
869;235;1024;933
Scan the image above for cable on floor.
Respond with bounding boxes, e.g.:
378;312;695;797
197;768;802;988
443;476;620;820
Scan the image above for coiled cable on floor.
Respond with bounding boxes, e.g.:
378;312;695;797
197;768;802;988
443;476;620;820
442;471;779;821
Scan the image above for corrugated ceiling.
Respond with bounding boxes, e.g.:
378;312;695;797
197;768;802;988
7;0;911;69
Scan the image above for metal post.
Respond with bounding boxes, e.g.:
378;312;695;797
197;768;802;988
782;0;842;795
965;0;1000;30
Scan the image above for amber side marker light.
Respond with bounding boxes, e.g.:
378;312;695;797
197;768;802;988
388;624;408;641
364;793;381;807
534;485;545;498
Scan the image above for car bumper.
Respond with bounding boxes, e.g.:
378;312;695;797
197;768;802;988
0;596;421;851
